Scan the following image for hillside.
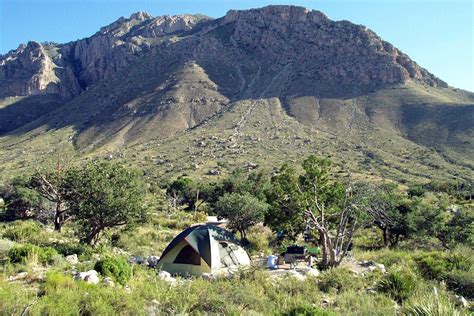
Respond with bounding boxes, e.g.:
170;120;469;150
0;5;473;183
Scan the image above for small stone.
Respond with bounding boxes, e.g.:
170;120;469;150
65;254;78;265
147;256;160;268
455;295;468;308
202;273;216;281
124;285;132;293
103;277;115;287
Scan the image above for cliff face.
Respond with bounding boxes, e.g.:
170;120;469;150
0;41;81;98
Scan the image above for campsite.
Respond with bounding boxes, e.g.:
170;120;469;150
0;1;473;315
0;157;472;314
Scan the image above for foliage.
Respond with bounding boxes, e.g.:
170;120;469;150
0;175;43;220
363;183;414;247
266;155;361;268
415;252;471;281
445;269;474;299
317;268;366;293
165;176;199;210
30;162;70;231
285;305;336;316
8;244;59;265
1;220;41;243
64;161;149;245
377;269;417;303
94;256;132;285
404;287;464;316
214;192;269;240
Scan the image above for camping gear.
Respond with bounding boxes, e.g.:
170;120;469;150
284;245;308;269
156;224;251;276
267;255;278;269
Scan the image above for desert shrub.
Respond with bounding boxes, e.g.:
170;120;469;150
246;224;274;255
356;248;416;268
0;278;37;314
317;268;365;293
377;270;417;302
94;257;131;285
285;305;336;316
52;242;93;260
8;244;59;265
335;291;396;315
1;220;41;243
445;269;474;299
415;252;471;281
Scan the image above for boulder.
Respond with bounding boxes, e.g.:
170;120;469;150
299;267;320;277
8;271;28;282
65;254;79;265
158;270;176;284
75;270;100;284
129;255;144;265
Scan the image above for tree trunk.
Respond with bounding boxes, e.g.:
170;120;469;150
84;227;101;245
382;228;389;247
54;202;63;232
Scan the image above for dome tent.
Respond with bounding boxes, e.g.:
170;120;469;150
156;224;251;276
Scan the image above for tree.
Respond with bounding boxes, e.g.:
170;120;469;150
165;177;202;211
266;156;363;268
215;192;269;242
410;192;473;249
363;183;413;247
0;176;43;220
64;161;149;245
30;162;69;231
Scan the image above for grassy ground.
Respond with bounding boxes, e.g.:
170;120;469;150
0;218;472;315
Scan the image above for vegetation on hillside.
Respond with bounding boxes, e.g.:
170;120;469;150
0;156;472;314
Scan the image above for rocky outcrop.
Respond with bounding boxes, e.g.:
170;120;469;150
0;41;81;98
215;5;446;92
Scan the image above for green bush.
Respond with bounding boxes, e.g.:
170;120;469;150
2;220;41;243
8;244;59;265
285;305;336;316
52;242;93;260
94;257;131;285
445;269;474;299
377;270;417;303
317;268;365;293
415;252;471;281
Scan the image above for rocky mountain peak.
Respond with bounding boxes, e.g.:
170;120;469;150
224;5;328;25
129;11;152;21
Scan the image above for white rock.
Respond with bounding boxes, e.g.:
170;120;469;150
65;254;78;265
202;273;217;281
157;271;171;279
103;277;115;287
455;295;468;308
76;270;100;284
124;285;132;293
299;267;320;277
129;256;144;265
8;271;28;281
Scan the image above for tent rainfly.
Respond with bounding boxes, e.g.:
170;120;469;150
156;224;251;276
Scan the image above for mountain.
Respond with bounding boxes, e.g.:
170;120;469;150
0;5;473;183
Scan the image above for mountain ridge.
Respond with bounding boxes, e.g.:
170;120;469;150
0;5;472;184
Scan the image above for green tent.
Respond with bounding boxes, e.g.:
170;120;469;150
156;224;251;276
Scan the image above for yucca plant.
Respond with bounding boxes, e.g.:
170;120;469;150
404;287;463;316
377;270;417;303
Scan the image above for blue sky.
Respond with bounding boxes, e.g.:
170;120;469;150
1;0;472;91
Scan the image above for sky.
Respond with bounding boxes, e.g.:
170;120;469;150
1;0;473;91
